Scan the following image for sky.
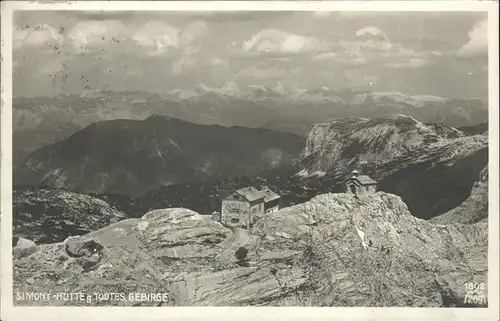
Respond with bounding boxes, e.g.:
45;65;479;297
12;10;488;99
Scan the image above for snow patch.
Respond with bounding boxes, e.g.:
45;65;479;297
294;169;310;178
354;225;368;250
113;228;127;235
310;171;326;177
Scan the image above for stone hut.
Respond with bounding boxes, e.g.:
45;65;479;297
221;186;281;228
346;170;377;196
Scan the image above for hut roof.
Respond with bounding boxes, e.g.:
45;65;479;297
349;175;377;186
235;186;265;202
260;187;280;203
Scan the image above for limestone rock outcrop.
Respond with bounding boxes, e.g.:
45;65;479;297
13;193;487;307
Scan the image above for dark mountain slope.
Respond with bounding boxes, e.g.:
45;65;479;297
15;115;305;196
458;123;488;136
430;166;489;224
376;145;487;220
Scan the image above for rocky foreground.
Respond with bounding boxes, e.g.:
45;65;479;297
13;192;487;307
13;187;127;244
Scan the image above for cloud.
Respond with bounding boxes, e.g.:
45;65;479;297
312;52;339;60
208;58;229;67
456;18;487;57
67;20;130;53
13;24;64;51
236;66;287;79
12;11;488;99
311;26;430;70
353;26;427;60
312;51;366;66
172;54;198;74
384;58;428;69
171;21;209;74
355;26;388;40
242;29;325;54
180;21;208;46
339;57;367;66
133;21;179;56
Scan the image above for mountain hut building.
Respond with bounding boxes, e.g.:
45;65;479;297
221;186;281;228
346;170;377;195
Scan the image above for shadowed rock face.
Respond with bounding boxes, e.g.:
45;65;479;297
431;166;488;224
15;116;304;196
13;192;487;307
13;187;127;244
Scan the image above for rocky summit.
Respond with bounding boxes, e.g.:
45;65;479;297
13;192;487;307
299;114;483;175
298;115;488;220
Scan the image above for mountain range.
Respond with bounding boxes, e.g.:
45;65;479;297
14;113;488;226
13;87;487;169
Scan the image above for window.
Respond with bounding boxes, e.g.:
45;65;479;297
252;207;257;213
231;218;239;223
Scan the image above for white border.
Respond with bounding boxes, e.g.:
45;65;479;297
1;2;499;321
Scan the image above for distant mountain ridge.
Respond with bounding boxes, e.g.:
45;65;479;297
15;115;304;196
13;88;488;168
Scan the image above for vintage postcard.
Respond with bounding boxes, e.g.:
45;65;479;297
1;1;499;320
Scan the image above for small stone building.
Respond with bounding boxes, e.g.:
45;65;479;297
221;186;281;228
346;170;377;195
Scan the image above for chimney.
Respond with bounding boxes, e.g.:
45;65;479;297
351;170;360;178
